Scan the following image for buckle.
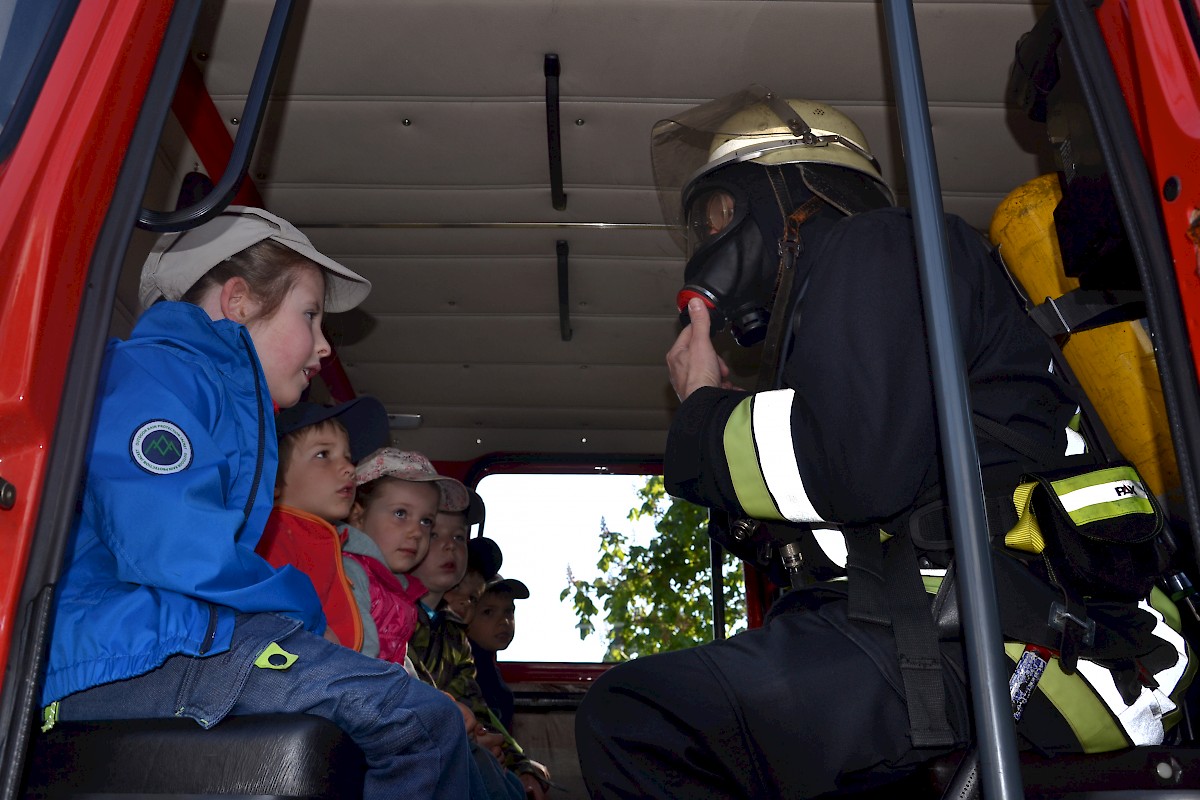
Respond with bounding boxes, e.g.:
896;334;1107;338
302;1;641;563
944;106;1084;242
1048;601;1096;647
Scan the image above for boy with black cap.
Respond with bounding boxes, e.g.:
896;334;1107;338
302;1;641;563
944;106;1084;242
257;396;389;651
467;575;530;733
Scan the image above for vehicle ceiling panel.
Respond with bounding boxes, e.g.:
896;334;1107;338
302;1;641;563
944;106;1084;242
128;0;1051;462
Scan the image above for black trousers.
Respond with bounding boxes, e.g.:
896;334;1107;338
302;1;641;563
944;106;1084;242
575;588;975;799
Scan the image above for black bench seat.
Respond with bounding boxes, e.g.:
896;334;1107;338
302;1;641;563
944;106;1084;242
24;714;365;799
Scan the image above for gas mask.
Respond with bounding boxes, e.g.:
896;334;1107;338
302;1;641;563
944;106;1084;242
678;178;770;346
676;163;817;347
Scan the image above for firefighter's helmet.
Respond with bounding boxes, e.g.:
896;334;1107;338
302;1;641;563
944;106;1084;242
652;86;894;346
652;85;894;242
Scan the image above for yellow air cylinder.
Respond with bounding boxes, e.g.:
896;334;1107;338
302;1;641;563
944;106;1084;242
989;174;1179;505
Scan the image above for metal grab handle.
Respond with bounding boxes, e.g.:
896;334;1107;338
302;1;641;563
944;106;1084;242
881;1;1024;799
544;53;567;211
556;239;573;341
137;0;295;232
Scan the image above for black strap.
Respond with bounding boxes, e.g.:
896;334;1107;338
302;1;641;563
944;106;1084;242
909;490;1018;554
1045;351;1125;463
1028;288;1145;339
845;527;888;626
991;246;1124;462
883;532;957;748
753;190;824;393
971;412;1074;469
845;526;956;748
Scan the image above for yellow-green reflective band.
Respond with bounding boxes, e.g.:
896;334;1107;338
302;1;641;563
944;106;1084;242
254;641;299;670
41;701;59;733
723;397;782;521
1005;643;1128;753
1050;466;1153;526
1005;481;1046;555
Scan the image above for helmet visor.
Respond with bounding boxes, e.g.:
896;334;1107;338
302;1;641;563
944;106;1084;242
652;85;773;246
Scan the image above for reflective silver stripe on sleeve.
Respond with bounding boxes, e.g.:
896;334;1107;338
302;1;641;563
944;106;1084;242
813;528;846;567
751;389;824;523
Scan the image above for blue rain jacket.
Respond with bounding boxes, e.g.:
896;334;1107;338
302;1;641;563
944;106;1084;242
42;301;325;704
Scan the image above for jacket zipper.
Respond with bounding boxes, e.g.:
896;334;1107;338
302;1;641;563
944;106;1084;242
199;604;218;655
198;333;265;655
239;332;266;518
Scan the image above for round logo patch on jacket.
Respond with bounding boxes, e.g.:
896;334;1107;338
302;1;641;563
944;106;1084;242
130;420;193;475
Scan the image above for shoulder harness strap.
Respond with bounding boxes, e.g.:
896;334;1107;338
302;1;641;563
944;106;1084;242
845;526;957;748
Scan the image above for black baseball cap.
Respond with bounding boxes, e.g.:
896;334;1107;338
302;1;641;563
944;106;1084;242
467;536;503;580
484;575;530;600
275;396;389;463
465;488;486;527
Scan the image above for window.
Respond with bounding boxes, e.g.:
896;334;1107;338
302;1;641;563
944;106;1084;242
475;472;659;662
475;470;746;663
0;0;78;163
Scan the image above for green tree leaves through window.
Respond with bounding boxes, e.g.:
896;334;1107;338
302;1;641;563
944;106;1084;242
562;476;745;661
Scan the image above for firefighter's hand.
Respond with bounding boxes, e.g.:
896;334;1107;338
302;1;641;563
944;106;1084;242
668;298;734;401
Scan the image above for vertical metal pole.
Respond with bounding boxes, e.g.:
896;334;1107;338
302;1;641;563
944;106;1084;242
880;2;1023;799
711;530;726;641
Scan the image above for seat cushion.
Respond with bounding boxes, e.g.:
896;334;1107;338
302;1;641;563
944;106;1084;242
25;714;365;799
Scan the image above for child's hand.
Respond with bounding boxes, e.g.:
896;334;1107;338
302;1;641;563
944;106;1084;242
520;771;549;799
447;696;477;735
473;724;504;758
520;761;553;798
322;627;341;645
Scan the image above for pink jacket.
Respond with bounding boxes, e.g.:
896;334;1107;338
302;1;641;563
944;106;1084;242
343;550;426;664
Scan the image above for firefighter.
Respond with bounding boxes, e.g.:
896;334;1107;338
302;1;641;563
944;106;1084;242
574;86;1191;799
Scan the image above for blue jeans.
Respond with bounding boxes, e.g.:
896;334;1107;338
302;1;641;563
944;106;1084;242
57;612;487;800
471;741;527;800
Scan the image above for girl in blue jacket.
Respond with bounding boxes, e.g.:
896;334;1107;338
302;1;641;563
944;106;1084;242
42;207;481;800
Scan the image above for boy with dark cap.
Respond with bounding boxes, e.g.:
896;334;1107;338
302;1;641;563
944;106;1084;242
256;395;389;651
467;576;530;733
